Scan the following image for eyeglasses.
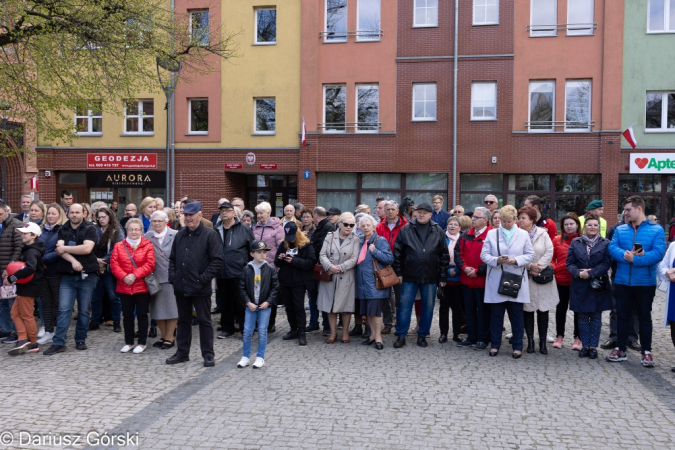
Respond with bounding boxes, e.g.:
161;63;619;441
484;201;495;205
472;216;485;220
151;220;165;223
341;223;355;228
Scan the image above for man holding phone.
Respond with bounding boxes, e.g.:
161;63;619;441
607;196;666;367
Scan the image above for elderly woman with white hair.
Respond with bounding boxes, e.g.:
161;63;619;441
144;210;179;349
318;212;361;344
355;214;393;350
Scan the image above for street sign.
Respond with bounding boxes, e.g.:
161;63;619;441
224;163;243;169
303;170;311;179
259;163;278;170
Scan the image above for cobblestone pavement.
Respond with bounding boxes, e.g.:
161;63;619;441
1;291;675;449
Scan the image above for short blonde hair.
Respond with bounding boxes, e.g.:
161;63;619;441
458;216;472;231
498;205;518;221
433;195;444;203
139;196;157;215
125;217;143;231
339;212;355;224
255;202;272;214
355;204;371;214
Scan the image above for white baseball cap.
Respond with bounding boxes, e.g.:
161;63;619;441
18;222;42;237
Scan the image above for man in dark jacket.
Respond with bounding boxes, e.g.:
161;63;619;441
167;201;223;367
215;201;254;339
392;203;449;348
307;206;335;333
0;201;23;343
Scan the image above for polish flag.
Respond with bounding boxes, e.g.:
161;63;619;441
301;117;306;147
622;126;637;149
30;175;39;191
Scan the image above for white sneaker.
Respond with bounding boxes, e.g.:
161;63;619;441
133;345;146;354
505;332;513;339
37;331;54;345
121;345;133;353
37;327;45;338
253;357;265;369
546;334;555;343
237;357;250;368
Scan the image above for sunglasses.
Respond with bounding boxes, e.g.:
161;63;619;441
484;201;495;205
341;223;355;228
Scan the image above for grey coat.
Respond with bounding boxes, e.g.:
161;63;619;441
144;228;177;284
318;231;360;313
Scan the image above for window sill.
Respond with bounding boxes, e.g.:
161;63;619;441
472;22;499;26
185;132;209;136
355;38;381;43
322;130;347;134
470;118;497;122
529;34;558;38
121;133;154;137
645;129;675;133
75;132;103;137
646;30;675;34
253;42;276;46
323;39;348;44
412;118;437;122
412;25;439;29
252;132;276;136
566;32;595;37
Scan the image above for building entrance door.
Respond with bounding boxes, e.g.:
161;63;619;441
246;174;298;218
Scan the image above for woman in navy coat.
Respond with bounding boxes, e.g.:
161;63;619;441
566;214;612;359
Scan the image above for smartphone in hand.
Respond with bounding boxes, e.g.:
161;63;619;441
633;243;643;252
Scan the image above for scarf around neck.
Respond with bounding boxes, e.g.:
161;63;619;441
527;226;537;243
581;233;600;256
126;236;141;249
446;229;459;265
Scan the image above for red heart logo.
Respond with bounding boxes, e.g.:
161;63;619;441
635;158;648;169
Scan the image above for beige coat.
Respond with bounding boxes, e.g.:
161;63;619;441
524;227;559;312
317;231;360;313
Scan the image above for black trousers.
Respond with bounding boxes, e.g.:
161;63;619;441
39;275;61;333
440;283;465;337
216;278;244;334
119;292;151;345
176;295;214;358
279;285;307;333
555;284;579;338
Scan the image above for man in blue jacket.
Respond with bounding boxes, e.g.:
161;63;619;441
607;196;666;367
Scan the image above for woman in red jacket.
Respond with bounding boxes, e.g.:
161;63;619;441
551;213;581;350
110;218;156;354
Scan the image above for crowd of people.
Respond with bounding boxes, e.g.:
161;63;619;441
0;190;674;372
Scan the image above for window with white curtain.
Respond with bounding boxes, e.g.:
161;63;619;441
471;82;497;120
530;0;557;36
567;0;594;35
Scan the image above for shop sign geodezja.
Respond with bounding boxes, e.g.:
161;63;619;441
87;153;157;169
629;153;675;174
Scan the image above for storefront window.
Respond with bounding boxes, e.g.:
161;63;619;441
362;173;400;189
508;174;549;191
618;175;661;193
618;174;675;224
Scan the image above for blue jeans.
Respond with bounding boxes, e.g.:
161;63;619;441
91;271;121;323
36;297;44;327
53;274;99;346
243;307;272;359
0;297;16;333
395;282;436;337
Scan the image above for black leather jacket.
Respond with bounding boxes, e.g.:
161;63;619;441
393;219;449;284
238;261;280;307
169;223;223;296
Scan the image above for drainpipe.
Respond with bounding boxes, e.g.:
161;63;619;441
452;0;459;205
170;0;176;205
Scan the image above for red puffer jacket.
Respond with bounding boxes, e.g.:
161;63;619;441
110;238;156;295
455;226;492;289
376;215;409;251
551;233;578;286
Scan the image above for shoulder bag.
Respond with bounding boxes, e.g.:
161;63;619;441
123;243;161;296
372;238;398;289
496;234;525;299
532;265;555;284
0;283;16;299
313;232;335;282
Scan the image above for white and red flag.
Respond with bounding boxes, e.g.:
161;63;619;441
622;125;637;149
30;175;39;191
301;117;306;146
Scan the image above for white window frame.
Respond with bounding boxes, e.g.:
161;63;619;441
356;84;379;133
567;0;594;36
564;80;592;132
325;0;348;43
528;80;555;132
123;99;154;135
412;83;437;121
413;0;438;28
323;84;347;133
255;7;277;45
254;97;276;135
647;0;675;33
74;101;102;136
645;92;675;132
189;10;210;46
357;0;381;41
471;82;497;121
530;0;557;37
188;98;209;135
473;0;499;26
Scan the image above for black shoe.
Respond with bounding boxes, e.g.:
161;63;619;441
0;330;9;339
217;331;234;339
153;339;166;348
89;321;100;331
267;325;276;333
451;335;461;342
113;321;122;333
298;333;307;346
438;334;448;343
348;324;363;337
457;339;475;347
512;351;522;359
393;336;406;348
322;327;331;336
283;330;299;340
211;307;221;315
203;356;215;367
539;340;547;355
417;336;428;347
588;348;598;359
148;327;158;338
43;344;66;356
473;342;488;350
306;325;320;332
2;332;18;344
362;338;375;346
527;337;535;353
600;339;617;349
579;347;590;358
166;353;189;365
375;342;384;350
627;341;641;351
76;341;87;351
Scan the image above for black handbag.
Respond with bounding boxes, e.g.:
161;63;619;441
590;276;606;292
496;235;525;299
532;265;555;284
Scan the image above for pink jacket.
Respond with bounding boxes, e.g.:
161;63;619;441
253;217;285;268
